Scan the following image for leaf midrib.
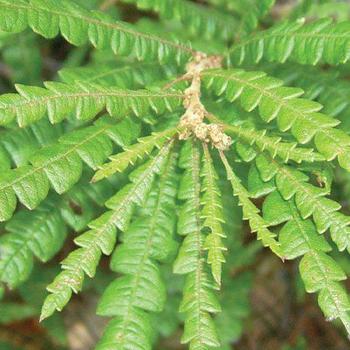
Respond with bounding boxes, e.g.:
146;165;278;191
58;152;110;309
230;27;350;56
0;124;111;192
204;71;347;154
2;89;184;113
2;1;195;54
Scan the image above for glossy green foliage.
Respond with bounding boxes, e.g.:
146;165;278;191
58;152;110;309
302;1;350;21
234;0;275;36
209;114;324;164
221;152;282;257
174;141;221;349
265;64;350;119
0;117;140;222
96;149;178;349
0;0;193;63
1;32;42;85
0;81;183;127
254;153;350;253
228;17;350;66
59;62;178;89
59;178;119;232
207;0;274;18
0;198;67;288
0;178;118;291
203;69;350;171
262;190;350;334
201;144;226;285
93;127;178;181
2;0;350;348
41;140;174;321
0;119;63;168
121;0;237;41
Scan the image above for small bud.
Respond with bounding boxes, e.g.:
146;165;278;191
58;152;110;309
194;123;208;141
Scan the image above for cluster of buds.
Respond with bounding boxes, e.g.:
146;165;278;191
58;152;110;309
191;122;232;150
205;123;232;151
178;54;232;151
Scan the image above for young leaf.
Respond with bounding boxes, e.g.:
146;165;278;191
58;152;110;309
208;114;324;164
92;127;178;182
174;140;221;349
220;151;282;257
40;140;174;320
96;149;178;349
201;143;226;285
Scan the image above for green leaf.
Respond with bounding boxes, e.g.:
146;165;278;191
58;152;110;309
0;199;67;288
121;0;237;41
0;119;62;167
300;251;350;334
248;163;275;198
41;140;174;321
93;127;178;182
256;154;350;253
220;151;282;257
0;0;194;63
262;191;331;259
174;140;220;350
201;143;226;285
96;308;154;350
96;146;178;349
300;251;346;293
59;61;178;89
203;69;350;172
238;0;275;35
0;118;140;222
0;81;184;127
209;114;324;164
228;17;350;66
259;185;350;336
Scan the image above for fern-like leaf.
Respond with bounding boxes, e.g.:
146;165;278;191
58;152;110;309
0;198;67;288
0;118;63;167
40;140;174;321
93;127;178;182
207;114;324;163
255;153;350;253
201;143;226;286
203;69;350;172
228;17;350;66
265;64;350;119
0;0;194;63
236;0;275;37
0;81;183;127
96;147;178;350
220;151;282;257
0;117;140;222
121;0;237;41
59;61;178;89
262;190;350;335
174;140;221;349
